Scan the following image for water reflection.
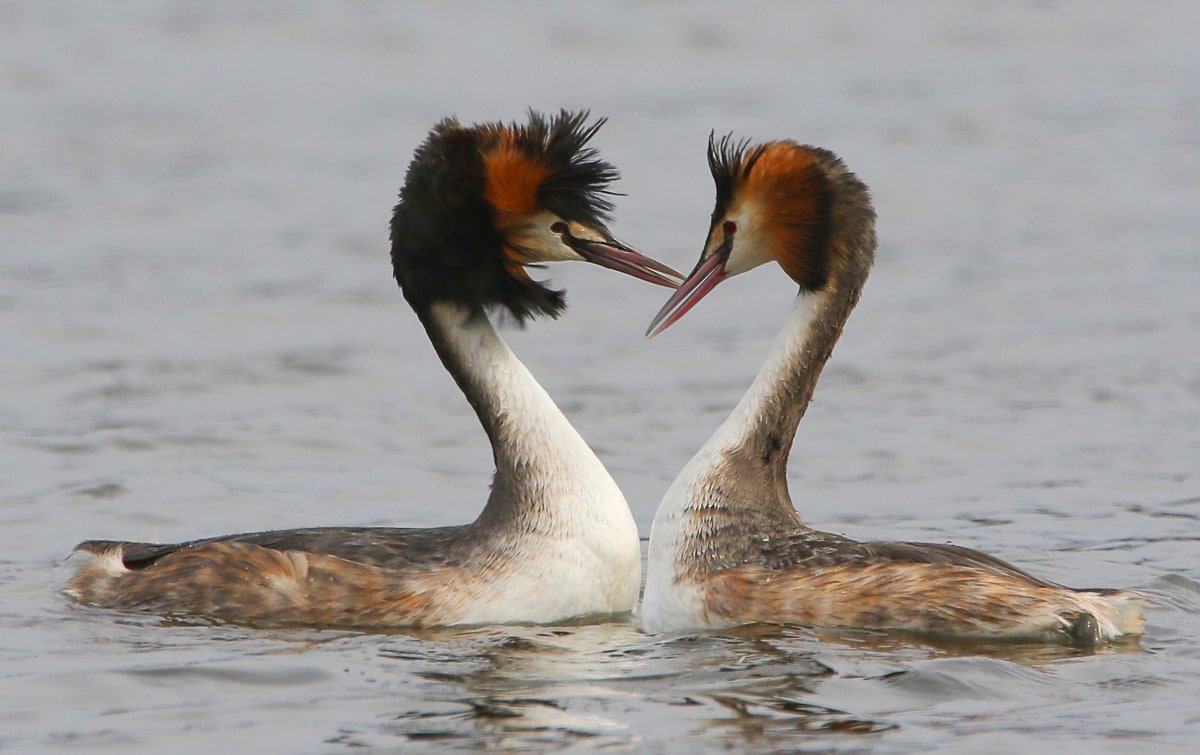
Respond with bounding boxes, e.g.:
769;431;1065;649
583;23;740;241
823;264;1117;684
288;618;1146;747
29;566;1196;749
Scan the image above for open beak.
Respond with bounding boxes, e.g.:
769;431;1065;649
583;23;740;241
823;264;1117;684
563;229;683;289
645;237;731;337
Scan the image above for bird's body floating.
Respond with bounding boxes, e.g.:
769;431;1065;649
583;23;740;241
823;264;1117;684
641;136;1144;645
68;111;681;628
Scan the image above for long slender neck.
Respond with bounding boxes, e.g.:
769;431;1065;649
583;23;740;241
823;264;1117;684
682;269;866;524
413;300;624;533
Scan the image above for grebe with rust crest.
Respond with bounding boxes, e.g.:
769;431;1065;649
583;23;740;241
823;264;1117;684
639;134;1144;645
68;110;681;628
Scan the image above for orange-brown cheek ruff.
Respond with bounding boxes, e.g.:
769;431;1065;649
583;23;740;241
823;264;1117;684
483;142;546;219
483;143;549;277
734;143;833;290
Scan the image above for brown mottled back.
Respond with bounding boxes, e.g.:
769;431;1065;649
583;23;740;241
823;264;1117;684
69;541;483;628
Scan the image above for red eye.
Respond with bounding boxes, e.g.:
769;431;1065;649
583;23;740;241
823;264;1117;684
723;221;737;236
550;221;568;234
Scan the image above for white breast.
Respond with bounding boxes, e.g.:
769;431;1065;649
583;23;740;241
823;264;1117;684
433;302;642;623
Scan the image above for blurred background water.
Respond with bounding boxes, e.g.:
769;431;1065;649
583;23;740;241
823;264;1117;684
2;1;1199;751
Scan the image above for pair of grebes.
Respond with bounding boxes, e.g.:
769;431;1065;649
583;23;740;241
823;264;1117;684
68;111;1144;645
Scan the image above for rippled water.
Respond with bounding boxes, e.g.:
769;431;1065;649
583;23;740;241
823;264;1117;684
4;2;1199;751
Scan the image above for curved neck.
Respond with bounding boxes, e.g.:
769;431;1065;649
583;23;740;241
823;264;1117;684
413;301;623;531
688;272;865;521
717;291;826;463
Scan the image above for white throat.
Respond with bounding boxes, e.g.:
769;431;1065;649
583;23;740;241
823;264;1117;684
429;301;630;526
693;291;824;467
642;291;825;631
426;302;640;621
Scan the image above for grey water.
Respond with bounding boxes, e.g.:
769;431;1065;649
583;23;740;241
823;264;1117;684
3;1;1199;751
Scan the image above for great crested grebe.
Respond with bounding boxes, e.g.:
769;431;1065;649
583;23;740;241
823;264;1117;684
639;135;1144;644
67;110;682;628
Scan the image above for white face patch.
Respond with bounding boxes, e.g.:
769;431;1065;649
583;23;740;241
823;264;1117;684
720;200;776;277
505;210;586;263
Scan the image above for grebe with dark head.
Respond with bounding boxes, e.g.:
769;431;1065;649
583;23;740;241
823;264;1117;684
67;110;681;628
639;135;1144;644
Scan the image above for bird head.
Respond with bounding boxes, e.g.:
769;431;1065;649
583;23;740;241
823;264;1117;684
647;135;872;336
391;110;680;323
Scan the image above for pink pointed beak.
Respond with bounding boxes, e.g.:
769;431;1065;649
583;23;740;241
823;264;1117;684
645;237;732;337
564;232;684;289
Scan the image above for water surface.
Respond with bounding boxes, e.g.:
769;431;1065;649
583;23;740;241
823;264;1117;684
3;2;1199;751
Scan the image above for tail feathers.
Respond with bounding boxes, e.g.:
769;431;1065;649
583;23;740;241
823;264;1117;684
64;543;132;604
74;540;130;557
1070;590;1146;643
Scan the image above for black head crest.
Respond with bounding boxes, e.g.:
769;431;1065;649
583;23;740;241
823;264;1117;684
707;134;838;292
707;132;759;227
390;110;619;325
516;109;619;230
